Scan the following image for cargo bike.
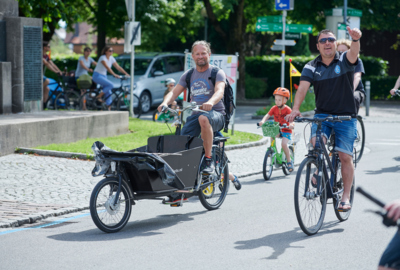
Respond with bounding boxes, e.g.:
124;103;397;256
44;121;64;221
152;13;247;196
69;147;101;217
89;103;230;233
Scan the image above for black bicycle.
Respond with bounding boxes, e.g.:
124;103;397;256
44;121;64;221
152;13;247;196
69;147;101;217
45;75;81;110
294;116;355;235
354;115;365;163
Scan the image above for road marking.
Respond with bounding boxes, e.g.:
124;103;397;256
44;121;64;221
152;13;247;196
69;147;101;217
0;212;90;236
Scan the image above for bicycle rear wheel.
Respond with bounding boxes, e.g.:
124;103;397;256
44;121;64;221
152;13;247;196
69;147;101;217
354;116;365;163
294;157;327;235
263;149;274;180
198;148;229;210
54;90;80;110
116;94;142;118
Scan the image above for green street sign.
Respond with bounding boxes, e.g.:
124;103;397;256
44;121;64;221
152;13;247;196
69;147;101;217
256;23;282;32
286;24;313;33
256;23;312;33
285;32;301;39
325;8;362;17
257;16;282;23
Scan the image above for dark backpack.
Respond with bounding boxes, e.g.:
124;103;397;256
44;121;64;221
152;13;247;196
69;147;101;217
185;66;236;133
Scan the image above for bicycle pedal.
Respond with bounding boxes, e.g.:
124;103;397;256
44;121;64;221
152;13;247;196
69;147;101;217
170;203;182;207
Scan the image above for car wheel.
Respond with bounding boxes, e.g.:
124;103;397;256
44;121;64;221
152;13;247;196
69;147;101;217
140;92;151;113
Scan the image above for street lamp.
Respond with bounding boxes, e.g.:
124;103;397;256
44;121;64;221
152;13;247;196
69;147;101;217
201;7;208;41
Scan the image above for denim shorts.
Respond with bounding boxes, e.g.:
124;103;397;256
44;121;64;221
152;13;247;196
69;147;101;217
280;132;292;140
310;114;357;156
379;230;400;269
181;110;225;138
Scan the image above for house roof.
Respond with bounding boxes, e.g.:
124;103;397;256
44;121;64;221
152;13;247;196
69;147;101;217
64;22;124;45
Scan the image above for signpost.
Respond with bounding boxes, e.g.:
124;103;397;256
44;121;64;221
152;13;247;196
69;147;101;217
271;45;284;51
257;16;282;23
255;23;312;33
275;0;294;10
274;39;296;46
125;0;136;117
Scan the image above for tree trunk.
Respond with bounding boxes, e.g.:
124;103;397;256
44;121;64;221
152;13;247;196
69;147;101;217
96;0;108;56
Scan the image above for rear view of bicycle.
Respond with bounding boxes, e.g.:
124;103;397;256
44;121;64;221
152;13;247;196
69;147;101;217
293;116;356;235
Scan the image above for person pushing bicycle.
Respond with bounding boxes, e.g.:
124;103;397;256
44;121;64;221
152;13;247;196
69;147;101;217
258;87;295;172
286;27;362;212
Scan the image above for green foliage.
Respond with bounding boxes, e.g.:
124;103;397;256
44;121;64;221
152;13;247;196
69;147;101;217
363;76;399;100
245;74;268;99
255;91;316;116
246;55;390;98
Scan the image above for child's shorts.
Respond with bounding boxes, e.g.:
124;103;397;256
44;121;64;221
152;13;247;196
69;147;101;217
280;132;292;140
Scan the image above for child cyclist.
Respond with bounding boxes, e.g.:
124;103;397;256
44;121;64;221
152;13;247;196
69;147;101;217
258;87;295;172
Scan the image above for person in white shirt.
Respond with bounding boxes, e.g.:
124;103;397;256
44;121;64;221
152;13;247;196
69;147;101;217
92;46;129;110
75;47;97;78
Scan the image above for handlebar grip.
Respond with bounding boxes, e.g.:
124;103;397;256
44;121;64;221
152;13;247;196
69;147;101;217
256;123;260;127
161;105;168;112
356;187;386;208
338;116;352;121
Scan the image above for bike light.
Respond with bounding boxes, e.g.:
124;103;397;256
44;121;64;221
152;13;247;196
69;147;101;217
307;143;314;151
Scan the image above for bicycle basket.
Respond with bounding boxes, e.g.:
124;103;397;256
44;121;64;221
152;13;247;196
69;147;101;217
261;121;280;137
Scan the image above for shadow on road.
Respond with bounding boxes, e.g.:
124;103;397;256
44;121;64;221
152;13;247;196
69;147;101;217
47;210;207;242
365;165;400;175
234;221;344;260
242;175;289;186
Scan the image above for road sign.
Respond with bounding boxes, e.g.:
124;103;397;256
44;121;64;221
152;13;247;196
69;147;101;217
257;16;282;23
256;23;282;32
285;32;301;39
286;24;312;33
271;45;284;51
275;0;294;11
256;23;312;33
274;39;296;46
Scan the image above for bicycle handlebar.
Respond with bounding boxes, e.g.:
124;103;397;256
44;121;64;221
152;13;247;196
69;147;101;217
391;89;400;97
161;102;208;115
356;187;386;208
294;115;352;123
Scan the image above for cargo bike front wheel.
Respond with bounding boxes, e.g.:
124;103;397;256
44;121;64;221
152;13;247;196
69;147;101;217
90;177;132;233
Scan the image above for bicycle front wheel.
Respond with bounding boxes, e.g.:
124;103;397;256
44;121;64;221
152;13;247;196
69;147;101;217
354;116;365;163
198;149;229;210
90;177;132;233
294;157;327;236
263;149;274;180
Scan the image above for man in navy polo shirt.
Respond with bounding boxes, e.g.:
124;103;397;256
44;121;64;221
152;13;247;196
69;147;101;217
286;27;362;212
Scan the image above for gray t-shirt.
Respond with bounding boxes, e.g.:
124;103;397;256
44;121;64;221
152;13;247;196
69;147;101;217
75;56;95;77
178;65;226;114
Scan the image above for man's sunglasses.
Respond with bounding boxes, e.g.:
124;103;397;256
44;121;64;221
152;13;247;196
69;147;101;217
318;37;336;44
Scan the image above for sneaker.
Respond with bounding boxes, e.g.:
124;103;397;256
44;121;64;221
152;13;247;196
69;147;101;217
162;196;188;205
202;157;215;175
232;175;242;190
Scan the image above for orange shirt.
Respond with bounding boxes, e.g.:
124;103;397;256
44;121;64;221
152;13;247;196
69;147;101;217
268;105;292;133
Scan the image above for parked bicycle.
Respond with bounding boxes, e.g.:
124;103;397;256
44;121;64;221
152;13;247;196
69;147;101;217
256;122;297;180
89;102;230;233
45;75;80;110
293;116;355;235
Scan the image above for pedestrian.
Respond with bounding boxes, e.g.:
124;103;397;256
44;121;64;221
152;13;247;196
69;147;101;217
337;39;365;114
42;41;64;109
92;46;130;110
158;40;241;204
258;87;295;172
286;27;362;212
389;76;400;96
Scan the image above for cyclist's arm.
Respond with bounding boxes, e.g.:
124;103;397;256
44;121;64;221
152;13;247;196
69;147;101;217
354;72;362;91
49;60;62;73
79;60;92;72
259;114;271;126
112;62;129;76
43;59;61;75
391;76;400;94
203;81;224;111
286;80;311;122
346;27;362;64
101;60;119;78
158;84;185;112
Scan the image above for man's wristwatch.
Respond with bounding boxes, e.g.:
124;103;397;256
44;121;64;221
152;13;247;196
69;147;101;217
352;39;360;42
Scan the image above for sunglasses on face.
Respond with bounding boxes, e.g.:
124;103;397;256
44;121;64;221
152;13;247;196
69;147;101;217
318;37;336;44
108;49;114;52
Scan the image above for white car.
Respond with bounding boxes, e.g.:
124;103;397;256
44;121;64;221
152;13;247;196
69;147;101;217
108;52;185;113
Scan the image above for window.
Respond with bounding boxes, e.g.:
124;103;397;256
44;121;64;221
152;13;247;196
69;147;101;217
150;59;166;76
165;56;184;74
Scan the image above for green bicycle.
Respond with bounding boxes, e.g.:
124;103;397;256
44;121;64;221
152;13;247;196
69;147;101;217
258;122;297;181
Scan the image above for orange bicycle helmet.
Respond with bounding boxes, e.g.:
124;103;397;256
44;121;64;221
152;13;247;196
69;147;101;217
273;87;290;98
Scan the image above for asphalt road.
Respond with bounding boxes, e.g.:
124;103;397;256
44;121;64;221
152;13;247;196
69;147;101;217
1;108;399;269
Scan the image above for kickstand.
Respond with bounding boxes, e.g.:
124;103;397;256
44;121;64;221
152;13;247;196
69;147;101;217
179;194;184;207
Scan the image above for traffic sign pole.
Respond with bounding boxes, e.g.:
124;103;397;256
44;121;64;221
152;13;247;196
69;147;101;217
281;10;287;88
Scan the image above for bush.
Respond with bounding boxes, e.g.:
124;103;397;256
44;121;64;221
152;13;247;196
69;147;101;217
246;55;390;99
245;74;268;99
255;90;316;115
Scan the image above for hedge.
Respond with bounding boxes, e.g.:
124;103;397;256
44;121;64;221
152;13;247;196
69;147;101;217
245;55;391;99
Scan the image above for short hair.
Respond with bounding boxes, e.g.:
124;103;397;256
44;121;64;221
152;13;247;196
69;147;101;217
101;46;112;55
84;47;92;52
336;39;351;50
191;40;211;54
316;29;335;43
43;41;49;48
